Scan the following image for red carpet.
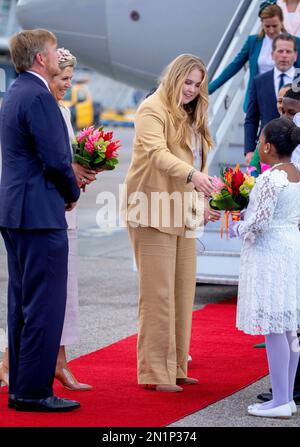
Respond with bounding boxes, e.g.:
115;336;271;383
0;298;268;427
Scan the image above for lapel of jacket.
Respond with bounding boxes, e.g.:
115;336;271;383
185;127;193;154
268;69;277;105
251;36;263;77
201;136;208;172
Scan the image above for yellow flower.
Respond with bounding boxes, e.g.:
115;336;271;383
243;175;255;188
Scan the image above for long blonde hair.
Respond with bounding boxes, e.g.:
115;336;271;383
159;54;213;150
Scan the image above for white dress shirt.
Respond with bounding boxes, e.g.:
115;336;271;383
191;126;202;171
257;35;275;74
274;66;295;96
26;70;50;91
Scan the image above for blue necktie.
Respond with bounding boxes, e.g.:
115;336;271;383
279;73;285;91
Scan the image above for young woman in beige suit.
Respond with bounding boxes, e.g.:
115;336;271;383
123;54;221;392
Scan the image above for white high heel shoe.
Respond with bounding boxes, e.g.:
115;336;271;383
248;402;292;419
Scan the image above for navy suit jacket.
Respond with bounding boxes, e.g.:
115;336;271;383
0;72;80;229
244;69;280;154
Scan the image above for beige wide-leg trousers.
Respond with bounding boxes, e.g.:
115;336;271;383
128;225;196;384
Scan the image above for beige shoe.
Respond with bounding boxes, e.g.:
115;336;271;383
55;366;92;391
177;377;199;385
155;384;183;392
143;384;183;392
0;361;9;387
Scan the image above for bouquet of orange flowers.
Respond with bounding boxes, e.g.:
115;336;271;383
209;164;255;237
73;125;120;170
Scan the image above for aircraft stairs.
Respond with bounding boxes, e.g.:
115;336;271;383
196;0;261;285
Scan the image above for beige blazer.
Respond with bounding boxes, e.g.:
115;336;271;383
123;85;210;236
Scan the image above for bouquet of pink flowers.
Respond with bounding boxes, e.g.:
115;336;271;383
73;125;120;170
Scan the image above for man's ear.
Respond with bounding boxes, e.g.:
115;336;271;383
35;52;45;68
294;51;298;64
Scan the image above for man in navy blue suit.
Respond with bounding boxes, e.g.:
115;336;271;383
0;29;81;412
244;33;298;165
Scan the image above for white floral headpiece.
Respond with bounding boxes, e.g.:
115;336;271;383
57;47;76;65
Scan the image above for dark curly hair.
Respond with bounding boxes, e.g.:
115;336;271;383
283;89;300;102
263;117;300;156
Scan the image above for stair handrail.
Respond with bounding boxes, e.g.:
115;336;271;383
207;0;261;173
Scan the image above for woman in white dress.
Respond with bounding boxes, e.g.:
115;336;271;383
230;117;300;419
0;49;96;391
49;48;97;390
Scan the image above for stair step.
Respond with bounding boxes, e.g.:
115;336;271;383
197;231;242;252
197;251;240;277
219;162;248;169
198;250;240;257
196;274;238;285
221;143;245;165
229;143;244;148
204;227;236;233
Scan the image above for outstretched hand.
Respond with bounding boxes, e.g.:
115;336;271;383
204;200;222;225
245;152;254;166
191;171;214;197
228;221;241;238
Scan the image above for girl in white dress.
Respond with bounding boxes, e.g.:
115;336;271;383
230;117;300;419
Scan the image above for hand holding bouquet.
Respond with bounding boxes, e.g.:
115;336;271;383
209;164;255;237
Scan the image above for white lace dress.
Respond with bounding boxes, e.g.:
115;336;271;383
236;163;300;335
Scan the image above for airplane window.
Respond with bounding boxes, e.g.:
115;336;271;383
130;11;140;21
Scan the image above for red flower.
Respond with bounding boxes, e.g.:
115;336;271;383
232;170;245;196
105;140;120;159
104;131;113;142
